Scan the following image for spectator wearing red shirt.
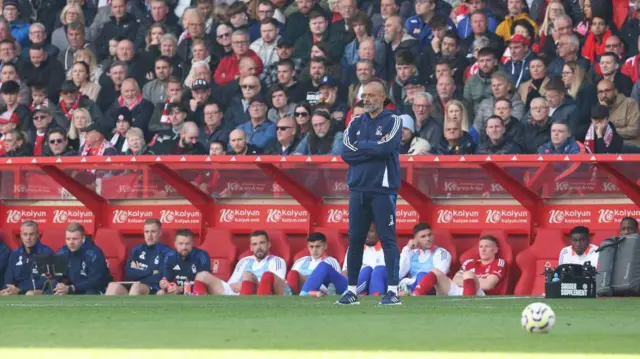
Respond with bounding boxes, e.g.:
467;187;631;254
214;29;263;86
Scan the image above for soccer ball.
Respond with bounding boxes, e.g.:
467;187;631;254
521;302;556;333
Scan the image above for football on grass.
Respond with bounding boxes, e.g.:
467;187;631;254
521;302;556;333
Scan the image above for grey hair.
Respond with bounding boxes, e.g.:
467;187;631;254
553;14;573;27
415;92;433;104
472;36;490;51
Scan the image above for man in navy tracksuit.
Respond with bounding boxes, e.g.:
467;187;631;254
338;79;403;306
105;219;171;296
159;229;211;295
2;221;53;295
0;239;11;291
54;224;112;295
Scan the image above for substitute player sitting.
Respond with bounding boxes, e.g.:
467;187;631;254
302;223;386;296
558;226;598;266
286;232;341;295
208;230;287;295
158;229;213;295
413;235;505;296
398;223;451;296
106;218;171;296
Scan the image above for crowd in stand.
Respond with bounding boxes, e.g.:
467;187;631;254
0;0;639;157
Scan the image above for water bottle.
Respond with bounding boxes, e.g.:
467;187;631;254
552;273;561;283
184;281;192;296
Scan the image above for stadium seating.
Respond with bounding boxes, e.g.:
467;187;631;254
592;230;618;246
432;229;458;273
292;228;348;265
159;229;177;248
1;229;19;250
94;229;127;282
40;228;68;252
514;229;565;296
458;230;513;294
199;228;237;281
238;229;292;266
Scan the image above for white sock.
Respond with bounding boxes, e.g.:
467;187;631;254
348;285;357;294
388;285;398;295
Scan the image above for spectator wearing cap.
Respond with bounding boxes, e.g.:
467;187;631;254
142;56;173;106
398;114;430;155
0;80;30;131
149;121;207;155
23;45;66;99
389;51;420;107
109;107;133;153
495;0;537;42
597;79;640;146
250;18;282;69
584;104;624;153
348;59;376;107
227;2;255;37
228;128;262;155
264;116;301;155
187;78;213;125
502;34;534;88
107;78;154;138
0;111;19;141
79;121;119;156
293;11;344;63
2;0;30;47
45;128;76;157
0;63;30;108
236;95;276;150
317;76;348;126
383;16;420;80
3;129;32;157
71;61;102;102
94;0;140;61
29;105;59;156
214;29;264;86
199;102;231;147
22;23;59;60
267;84;296;123
224;75;262;126
537;120;584;154
293;109;343;155
261;38;305;89
545;76;577;127
54;80;103;130
400;75;426;113
592;52;633;97
476;115;522;154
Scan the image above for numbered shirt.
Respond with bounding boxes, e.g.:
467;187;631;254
227;254;287;285
559;244;599;266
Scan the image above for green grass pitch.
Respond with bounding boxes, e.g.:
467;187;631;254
0;296;639;359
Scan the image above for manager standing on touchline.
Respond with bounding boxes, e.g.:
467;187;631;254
338;79;403;306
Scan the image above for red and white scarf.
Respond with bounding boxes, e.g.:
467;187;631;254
109;132;129;153
82;139;112;156
60;97;80;120
177;30;191;46
118;94;143;111
584;123;613;153
29;98;49;112
160;100;171;124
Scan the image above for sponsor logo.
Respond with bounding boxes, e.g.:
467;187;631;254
443;181;484;193
485;209;528;224
332;181;349;192
52;209;93;224
118;185;163;194
555;181;596;192
396;209;417;223
112;209;154;224
266;208;308;223
6;209;47;224
327;209;348;223
597;209;640;223
225;181;267;192
219;208;261;223
436;209;479;224
602;182;619;192
548;209;591;224
13;184;53;194
490;183;506;193
271;183;285;193
159;209;200;224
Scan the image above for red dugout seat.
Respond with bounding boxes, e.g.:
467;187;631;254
0;229;19;250
159;229;176;248
239;229;292;266
40;229;67;252
459;230;513;295
292;228;348;266
199;228;237;281
514;229;565;296
432;229;458;273
94;229;127;281
592;230;617;246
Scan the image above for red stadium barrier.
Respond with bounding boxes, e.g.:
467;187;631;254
1;154;638;293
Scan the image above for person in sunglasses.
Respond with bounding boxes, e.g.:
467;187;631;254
45;129;76;156
264;117;301;155
29;105;60;156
